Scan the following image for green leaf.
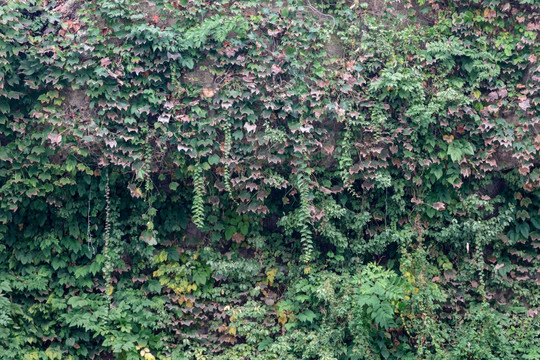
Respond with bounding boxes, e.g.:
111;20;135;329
447;143;463;162
297;310;317;323
67;297;88;308
0;99;10;113
239;222;249;236
517;222;530;238
69;223;80;237
141;230;157;245
166;247;180;262
192;271;208;286
51;257;65;271
285;46;295;57
146;280;162;293
0;281;11;293
208;154;220;165
232;130;244;141
45;347;62;360
531;217;540;230
181;56;194;69
225;226;235;241
432;167;443;180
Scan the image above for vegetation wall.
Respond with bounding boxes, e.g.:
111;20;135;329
0;0;539;359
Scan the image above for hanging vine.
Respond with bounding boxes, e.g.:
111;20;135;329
87;182;95;255
338;119;360;199
141;139;157;245
191;162;206;230
297;169;314;263
222;121;235;202
103;170;113;307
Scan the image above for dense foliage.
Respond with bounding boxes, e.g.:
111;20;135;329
1;0;539;358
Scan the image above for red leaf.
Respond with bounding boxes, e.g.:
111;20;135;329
202;88;216;98
323;145;334;155
232;233;244;243
48;133;62;145
432;202;446;211
271;64;282;75
244;123;256;133
519;98;530;111
100;57;112;67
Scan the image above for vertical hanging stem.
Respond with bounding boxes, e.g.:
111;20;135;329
87;182;94;255
103;170;113;308
192;163;206;229
474;232;487;303
297;171;313;263
339;120;360;199
143;139;156;245
222;121;235;202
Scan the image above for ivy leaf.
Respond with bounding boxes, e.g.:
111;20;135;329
0;99;10;113
192;271;207;286
225;226;235;240
518;98;530;111
447;145;462;162
285;46;295;57
180;57;194;69
146;280;162;293
232;233;244;243
432;167;443;180
208;154;220;165
232;130;243;141
517;222;530;238
447;141;474;162
244;123;257;133
239;222;249;235
531;217;540;230
202;88;216;98
140;230;157;245
48;133;62;145
433;202;446;211
69;223;80;237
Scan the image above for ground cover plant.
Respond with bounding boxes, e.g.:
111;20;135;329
0;0;539;358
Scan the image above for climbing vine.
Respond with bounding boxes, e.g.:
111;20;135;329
191;162;206;230
0;0;539;359
222;121;234;201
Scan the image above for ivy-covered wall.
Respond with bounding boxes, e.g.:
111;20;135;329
0;0;539;359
